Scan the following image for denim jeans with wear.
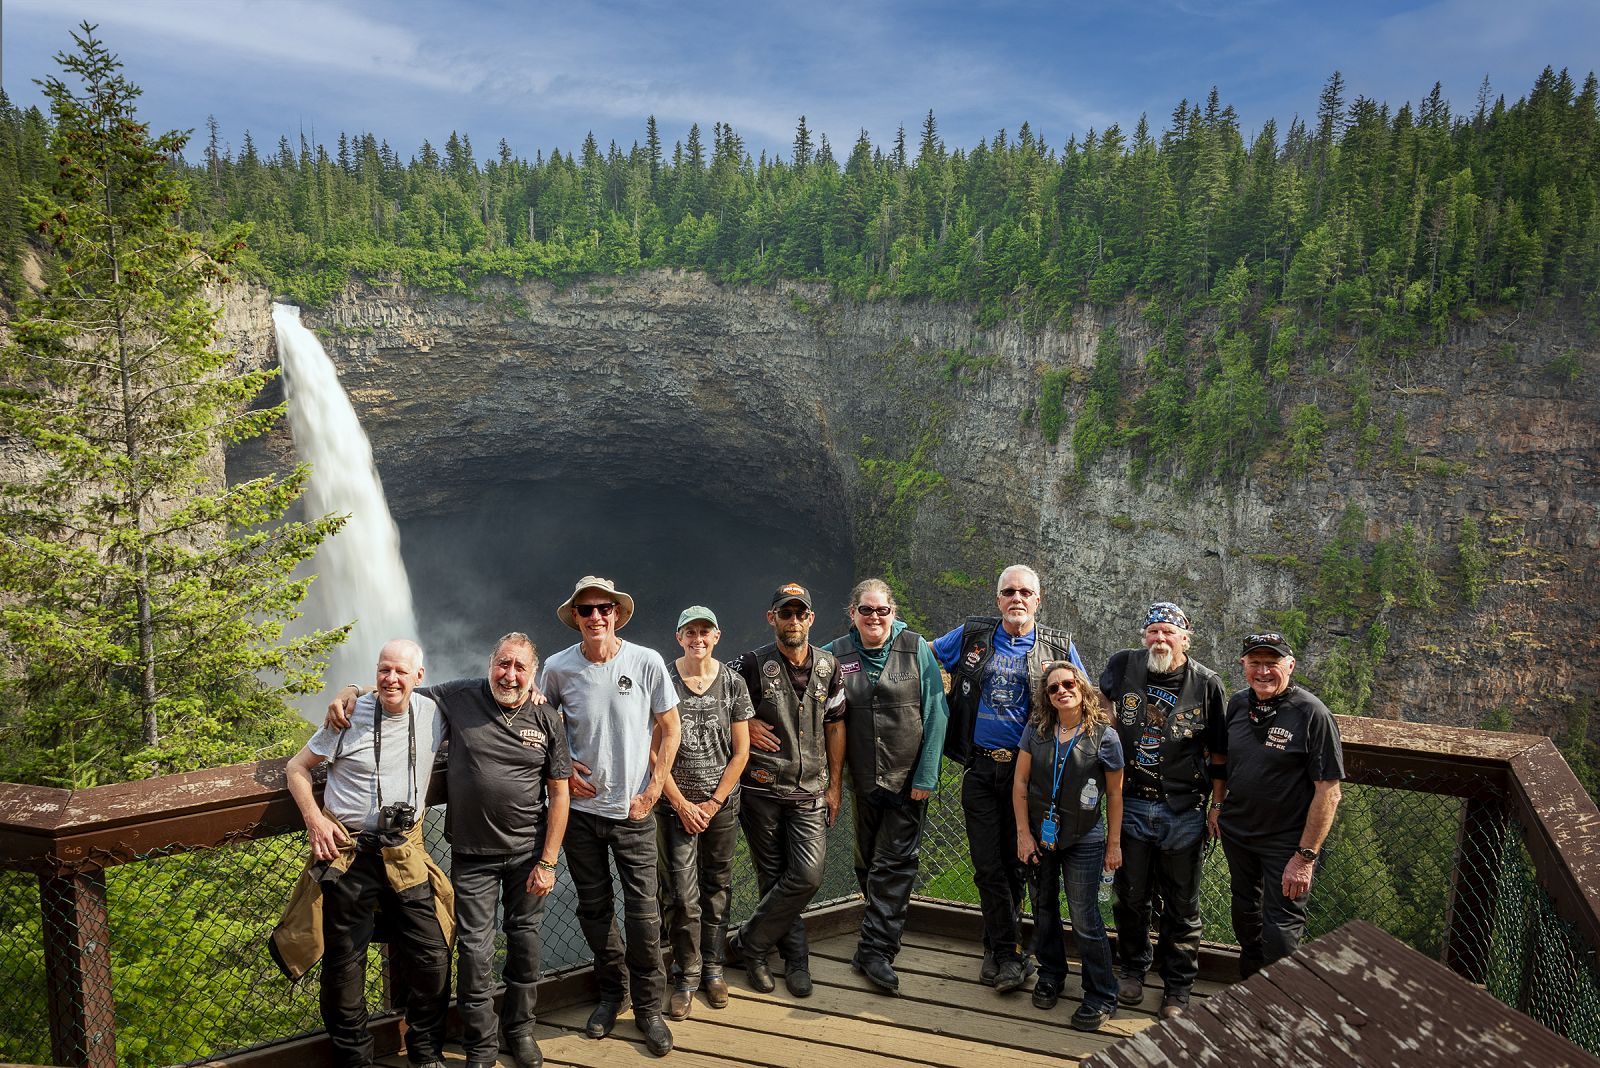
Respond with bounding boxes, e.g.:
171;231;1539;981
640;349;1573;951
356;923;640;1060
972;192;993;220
452;849;547;1061
1112;795;1205;995
1027;831;1117;1011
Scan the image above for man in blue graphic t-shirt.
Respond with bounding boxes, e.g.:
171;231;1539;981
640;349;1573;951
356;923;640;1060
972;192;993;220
934;565;1084;994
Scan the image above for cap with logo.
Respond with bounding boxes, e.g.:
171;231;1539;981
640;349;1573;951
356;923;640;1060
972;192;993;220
769;582;813;611
1241;631;1294;657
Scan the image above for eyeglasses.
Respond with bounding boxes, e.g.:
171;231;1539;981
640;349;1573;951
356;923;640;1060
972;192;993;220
1000;586;1036;599
855;604;894;617
1047;679;1079;694
774;606;811;621
574;602;618;618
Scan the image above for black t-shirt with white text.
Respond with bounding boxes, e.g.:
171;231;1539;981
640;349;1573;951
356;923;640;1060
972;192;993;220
423;678;572;856
1219;684;1344;846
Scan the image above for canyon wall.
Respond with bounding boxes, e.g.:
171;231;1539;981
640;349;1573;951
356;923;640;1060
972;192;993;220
232;270;1599;732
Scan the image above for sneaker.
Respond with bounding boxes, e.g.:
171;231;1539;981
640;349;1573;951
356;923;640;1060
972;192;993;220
993;957;1027;994
980;950;999;985
1160;992;1188;1019
1031;978;1061;1010
1070;1002;1117;1032
667;981;694;1020
1117;975;1146;1005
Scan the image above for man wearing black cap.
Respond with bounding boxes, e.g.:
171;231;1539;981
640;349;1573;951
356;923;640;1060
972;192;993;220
1213;632;1344;976
1099;601;1227;1019
542;576;681;1056
726;582;847;1000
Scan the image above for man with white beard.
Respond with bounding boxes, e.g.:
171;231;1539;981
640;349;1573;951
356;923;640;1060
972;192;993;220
1098;603;1227;1020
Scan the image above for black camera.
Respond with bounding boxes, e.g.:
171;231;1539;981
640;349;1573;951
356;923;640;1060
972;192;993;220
377;802;416;833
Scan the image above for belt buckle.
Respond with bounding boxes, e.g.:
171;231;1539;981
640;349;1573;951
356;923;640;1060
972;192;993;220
990;747;1013;763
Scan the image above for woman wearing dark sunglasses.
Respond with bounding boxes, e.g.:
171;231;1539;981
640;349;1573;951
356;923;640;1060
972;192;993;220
823;578;949;996
1012;660;1124;1030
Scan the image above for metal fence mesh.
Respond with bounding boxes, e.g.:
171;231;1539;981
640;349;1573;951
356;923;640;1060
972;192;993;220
1;762;1596;1064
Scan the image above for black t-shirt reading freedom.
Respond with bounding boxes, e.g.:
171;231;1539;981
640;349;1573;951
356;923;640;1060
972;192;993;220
1219;684;1345;846
423;678;572;856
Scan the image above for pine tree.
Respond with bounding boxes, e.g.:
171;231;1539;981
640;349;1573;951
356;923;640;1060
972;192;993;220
0;24;346;785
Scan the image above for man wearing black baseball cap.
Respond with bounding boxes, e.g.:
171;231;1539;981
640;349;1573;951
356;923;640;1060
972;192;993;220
725;582;846;1000
1212;631;1344;977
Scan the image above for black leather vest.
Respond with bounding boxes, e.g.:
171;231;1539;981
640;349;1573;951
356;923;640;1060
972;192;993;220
1109;653;1218;810
1023;722;1109;844
741;643;836;796
943;617;1076;766
838;629;924;794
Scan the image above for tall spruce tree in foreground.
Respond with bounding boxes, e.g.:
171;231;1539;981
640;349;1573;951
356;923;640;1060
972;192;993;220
0;24;346;786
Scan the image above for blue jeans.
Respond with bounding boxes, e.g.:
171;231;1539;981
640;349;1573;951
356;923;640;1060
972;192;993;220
1027;832;1116;1011
1113;796;1205;994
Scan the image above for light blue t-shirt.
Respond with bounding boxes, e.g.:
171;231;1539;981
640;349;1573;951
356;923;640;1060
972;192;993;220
308;692;445;830
542;640;677;820
933;623;1084;751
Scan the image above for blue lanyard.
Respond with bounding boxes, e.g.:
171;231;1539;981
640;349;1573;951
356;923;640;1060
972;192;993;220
1049;725;1083;810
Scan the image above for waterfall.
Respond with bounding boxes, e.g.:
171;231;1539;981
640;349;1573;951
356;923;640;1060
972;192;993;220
272;303;417;716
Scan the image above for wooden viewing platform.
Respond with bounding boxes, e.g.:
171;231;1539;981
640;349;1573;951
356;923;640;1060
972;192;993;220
368;918;1229;1068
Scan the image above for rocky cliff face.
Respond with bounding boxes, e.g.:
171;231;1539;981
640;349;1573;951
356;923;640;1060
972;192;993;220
232;270;1598;731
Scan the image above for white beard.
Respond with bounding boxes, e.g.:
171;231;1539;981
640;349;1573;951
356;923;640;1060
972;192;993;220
1147;646;1177;673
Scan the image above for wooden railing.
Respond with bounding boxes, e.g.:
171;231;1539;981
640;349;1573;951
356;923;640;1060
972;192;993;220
1;717;1596;1066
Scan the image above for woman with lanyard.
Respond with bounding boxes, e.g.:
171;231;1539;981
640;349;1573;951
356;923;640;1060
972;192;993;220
1012;660;1125;1031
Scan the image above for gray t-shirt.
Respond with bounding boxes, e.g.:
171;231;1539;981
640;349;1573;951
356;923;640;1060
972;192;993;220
669;661;755;801
542;640;677;820
308;692;445;831
422;678;573;855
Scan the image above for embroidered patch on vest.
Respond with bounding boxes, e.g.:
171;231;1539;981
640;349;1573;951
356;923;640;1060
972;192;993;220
841;661;862;674
964;644;986;668
763;660;781;678
750;767;776;784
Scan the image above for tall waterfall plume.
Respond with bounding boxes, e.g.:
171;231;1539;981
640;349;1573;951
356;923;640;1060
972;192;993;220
272;303;417;716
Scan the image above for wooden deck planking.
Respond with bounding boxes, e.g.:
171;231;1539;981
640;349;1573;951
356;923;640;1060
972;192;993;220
1086;920;1600;1068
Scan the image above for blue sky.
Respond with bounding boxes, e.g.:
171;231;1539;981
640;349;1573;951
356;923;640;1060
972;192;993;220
5;0;1598;164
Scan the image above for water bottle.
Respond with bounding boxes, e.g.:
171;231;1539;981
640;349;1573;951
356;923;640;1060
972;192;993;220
1099;868;1114;904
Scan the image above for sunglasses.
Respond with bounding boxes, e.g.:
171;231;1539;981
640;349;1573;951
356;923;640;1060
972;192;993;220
574;602;618;618
1000;586;1036;598
774;606;811;621
1047;679;1079;694
855;604;894;617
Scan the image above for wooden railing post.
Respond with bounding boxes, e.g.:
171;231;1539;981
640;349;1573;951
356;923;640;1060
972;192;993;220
1441;796;1510;983
39;868;116;1068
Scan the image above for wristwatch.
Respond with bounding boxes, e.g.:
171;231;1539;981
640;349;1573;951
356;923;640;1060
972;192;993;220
1295;847;1318;861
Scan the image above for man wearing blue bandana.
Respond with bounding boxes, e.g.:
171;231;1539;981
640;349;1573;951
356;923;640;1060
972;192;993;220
1098;602;1227;1019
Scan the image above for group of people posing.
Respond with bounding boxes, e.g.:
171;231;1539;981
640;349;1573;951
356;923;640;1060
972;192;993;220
273;564;1345;1068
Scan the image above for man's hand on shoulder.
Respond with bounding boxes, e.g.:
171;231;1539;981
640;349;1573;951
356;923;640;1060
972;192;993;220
325;685;363;730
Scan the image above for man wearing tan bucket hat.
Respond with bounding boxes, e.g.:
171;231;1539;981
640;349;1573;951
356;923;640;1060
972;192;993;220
542;576;682;1056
